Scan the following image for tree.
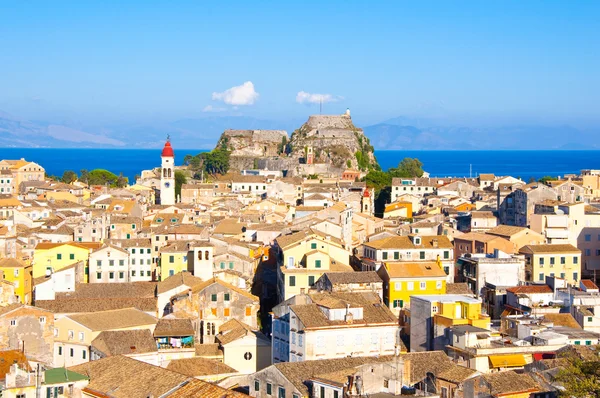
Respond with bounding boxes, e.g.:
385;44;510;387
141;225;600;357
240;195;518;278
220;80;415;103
539;175;558;184
116;173;128;188
278;136;288;155
528;176;536;183
61;170;77;184
79;169;89;184
175;170;187;199
200;148;230;175
183;154;193;166
556;357;600;397
87;169;120;186
389;158;424;178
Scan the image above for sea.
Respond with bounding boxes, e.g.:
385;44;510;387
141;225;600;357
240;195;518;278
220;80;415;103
0;148;599;183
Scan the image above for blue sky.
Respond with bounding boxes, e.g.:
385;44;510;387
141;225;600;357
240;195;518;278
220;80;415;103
0;1;599;126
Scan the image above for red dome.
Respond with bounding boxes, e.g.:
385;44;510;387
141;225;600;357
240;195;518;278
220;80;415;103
363;188;371;197
161;141;174;157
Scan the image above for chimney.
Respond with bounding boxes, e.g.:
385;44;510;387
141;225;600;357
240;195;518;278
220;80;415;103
432;238;438;248
345;303;353;323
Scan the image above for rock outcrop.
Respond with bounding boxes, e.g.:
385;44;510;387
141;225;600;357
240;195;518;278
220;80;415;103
216;129;288;157
288;114;378;170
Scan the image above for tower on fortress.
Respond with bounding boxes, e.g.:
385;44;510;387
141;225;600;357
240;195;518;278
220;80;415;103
160;138;175;205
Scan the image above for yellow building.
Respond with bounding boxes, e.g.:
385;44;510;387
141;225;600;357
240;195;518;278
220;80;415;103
0;159;45;193
159;241;190;280
33;242;102;281
519;243;581;284
276;229;352;301
0;258;32;304
383;201;412;219
410;294;490;352
377;260;446;314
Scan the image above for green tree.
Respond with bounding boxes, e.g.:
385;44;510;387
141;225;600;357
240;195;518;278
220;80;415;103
278;136;288;155
61;170;78;184
79;169;89;184
175;170;187;199
87;169;120;186
556;358;600;397
389;157;424;178
183;154;193;166
539;175;558;184
201;148;230;175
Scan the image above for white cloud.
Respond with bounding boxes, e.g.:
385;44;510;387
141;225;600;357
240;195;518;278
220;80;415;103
296;91;343;104
212;81;259;105
202;105;226;113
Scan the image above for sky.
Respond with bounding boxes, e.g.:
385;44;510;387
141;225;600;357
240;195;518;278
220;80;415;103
0;1;599;127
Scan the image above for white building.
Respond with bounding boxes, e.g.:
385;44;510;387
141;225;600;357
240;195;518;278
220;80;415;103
456;250;525;297
88;244;130;283
107;238;154;282
160;139;175;205
271;292;399;364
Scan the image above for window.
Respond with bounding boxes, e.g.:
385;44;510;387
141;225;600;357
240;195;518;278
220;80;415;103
254;380;260;392
309;276;315;286
132;224;136;230
267;383;272;395
109;272;114;279
573;272;578;281
220;262;225;269
550;257;555;265
57;254;62;260
10;319;16;326
109;260;114;266
539;257;545;265
69;253;75;260
443;250;449;259
382;251;388;260
132;248;136;254
419;251;425;260
574;256;579;264
315;259;321;268
169;255;175;263
436;280;443;289
585;234;591;242
224;293;230;301
586;341;592;345
334;392;339;398
394;282;401;291
224;308;230;317
394;251;399;260
310;242;317;249
82;350;86;359
96;260;102;267
70;348;74;357
407;282;414;290
58;346;62;355
588;317;593;322
131;270;136;277
211;294;217;302
229;262;234;269
561;257;566;264
289;276;295;287
393;300;403;308
539;273;544;281
560;272;565;279
147;248;151;254
131;259;136;265
119;271;124;279
79;332;84;341
169;270;174;276
321;386;325;398
119;259;125;266
13;268;19;277
96;272;102;280
420;281;426;290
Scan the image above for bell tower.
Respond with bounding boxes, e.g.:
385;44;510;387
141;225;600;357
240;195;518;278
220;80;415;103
160;137;175;205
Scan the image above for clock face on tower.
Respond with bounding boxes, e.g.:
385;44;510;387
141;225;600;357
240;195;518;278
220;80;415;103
164;182;171;188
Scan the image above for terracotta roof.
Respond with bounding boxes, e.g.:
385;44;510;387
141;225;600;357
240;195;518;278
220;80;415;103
455;232;506;243
291;292;396;329
0;258;28;268
486;225;529;238
581;279;599;290
35;241;103;250
520;244;580;254
166;357;237;377
213;219;247;235
481;371;539;395
446;283;475;296
91;329;157;357
69;355;190;398
105;238;152;248
436;363;478;383
364;235;452;250
506;285;553;294
383;262;447;278
69;308;157;331
402;351;455;384
157;271;204;294
542;313;582;329
0;350;31;379
153;318;194;337
322;271;382;285
161;240;195;253
36;297;157;314
165;379;249;398
195;343;223;358
215;319;269;345
57;282;157;299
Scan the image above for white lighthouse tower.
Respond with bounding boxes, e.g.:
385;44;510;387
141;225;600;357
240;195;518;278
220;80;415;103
160;137;175;205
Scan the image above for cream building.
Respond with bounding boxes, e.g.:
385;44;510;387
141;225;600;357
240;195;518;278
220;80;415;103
519;243;581;285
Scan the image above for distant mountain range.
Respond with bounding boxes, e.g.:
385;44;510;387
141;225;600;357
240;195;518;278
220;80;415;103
1;110;598;150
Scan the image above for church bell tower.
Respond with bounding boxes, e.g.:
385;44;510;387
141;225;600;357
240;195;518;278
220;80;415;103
160;138;175;205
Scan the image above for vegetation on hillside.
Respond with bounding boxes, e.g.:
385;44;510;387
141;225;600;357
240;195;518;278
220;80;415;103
77;169;128;187
184;139;231;178
555;351;600;397
174;170;187;199
362;157;424;217
538;175;559;184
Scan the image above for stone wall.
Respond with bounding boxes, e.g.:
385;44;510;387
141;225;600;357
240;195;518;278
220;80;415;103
220;130;288;157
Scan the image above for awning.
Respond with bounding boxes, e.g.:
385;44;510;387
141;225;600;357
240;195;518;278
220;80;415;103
489;354;527;368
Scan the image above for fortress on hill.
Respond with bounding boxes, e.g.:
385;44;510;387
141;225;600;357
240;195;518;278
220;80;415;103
213;111;378;176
